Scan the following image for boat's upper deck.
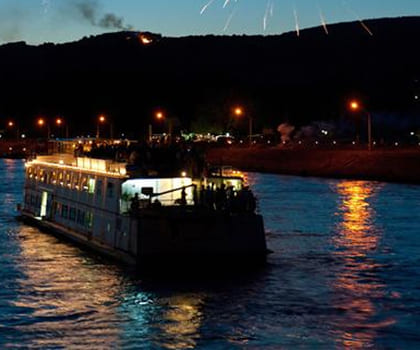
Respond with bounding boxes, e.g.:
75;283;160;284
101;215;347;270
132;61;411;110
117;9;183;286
26;139;129;178
28;154;128;178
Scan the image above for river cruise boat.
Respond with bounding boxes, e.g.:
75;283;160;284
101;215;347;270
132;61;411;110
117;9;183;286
19;140;267;270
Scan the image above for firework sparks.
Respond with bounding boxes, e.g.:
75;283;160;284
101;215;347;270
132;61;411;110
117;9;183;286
293;7;300;37
200;0;372;37
223;0;231;8
342;0;374;36
318;7;329;35
223;8;237;31
263;1;270;32
200;0;217;15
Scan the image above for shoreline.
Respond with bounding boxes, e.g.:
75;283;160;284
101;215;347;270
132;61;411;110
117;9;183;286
206;147;420;185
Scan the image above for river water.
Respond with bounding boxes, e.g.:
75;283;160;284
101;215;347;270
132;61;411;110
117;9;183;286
0;159;419;349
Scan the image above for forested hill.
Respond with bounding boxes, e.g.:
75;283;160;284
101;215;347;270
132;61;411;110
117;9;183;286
1;16;419;135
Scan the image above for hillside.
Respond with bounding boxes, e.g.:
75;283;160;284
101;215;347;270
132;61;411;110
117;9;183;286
0;17;419;138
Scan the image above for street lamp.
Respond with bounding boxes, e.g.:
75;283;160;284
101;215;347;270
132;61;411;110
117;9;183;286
56;117;69;138
96;114;114;140
149;110;165;143
349;100;372;151
96;115;106;139
156;111;164;120
7;120;20;140
234;106;253;147
37;118;50;139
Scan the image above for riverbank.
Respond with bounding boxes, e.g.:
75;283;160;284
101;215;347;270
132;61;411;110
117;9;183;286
0;140;46;158
206;147;420;184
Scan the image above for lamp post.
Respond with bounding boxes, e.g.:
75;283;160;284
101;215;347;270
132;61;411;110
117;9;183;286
7;120;20;140
56;117;69;138
96;115;106;139
349;100;372;151
149;110;165;143
96;115;114;140
234;106;253;147
37;118;50;140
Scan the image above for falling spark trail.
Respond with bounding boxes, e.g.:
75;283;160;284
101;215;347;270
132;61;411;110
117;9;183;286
294;7;300;37
200;0;370;38
318;8;329;35
341;0;374;36
263;0;274;32
263;1;269;32
223;8;237;31
359;21;374;36
200;0;216;15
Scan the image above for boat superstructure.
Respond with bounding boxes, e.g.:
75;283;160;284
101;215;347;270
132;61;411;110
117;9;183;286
20;139;267;269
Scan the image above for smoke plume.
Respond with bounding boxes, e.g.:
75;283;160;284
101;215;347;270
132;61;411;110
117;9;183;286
277;123;295;142
71;0;133;30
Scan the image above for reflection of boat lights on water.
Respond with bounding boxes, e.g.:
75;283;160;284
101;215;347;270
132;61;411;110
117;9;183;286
12;227;124;348
332;181;395;349
158;294;204;349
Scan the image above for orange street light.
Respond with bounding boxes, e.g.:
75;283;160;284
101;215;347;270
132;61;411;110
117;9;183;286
234;107;243;116
234;106;252;147
96;114;113;139
37;118;50;139
348;99;372;151
56;117;69;138
349;100;360;111
97;115;106;139
149;111;166;143
7;120;20;140
156;111;164;120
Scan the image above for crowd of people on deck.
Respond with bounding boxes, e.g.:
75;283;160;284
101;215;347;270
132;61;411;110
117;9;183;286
74;140;258;214
198;184;256;213
130;183;257;214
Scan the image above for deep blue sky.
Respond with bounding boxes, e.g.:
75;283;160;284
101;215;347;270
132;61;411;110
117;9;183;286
0;0;419;44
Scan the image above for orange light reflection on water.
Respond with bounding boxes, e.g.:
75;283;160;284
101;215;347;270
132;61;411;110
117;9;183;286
157;294;204;349
12;227;126;348
332;181;395;349
13;226;206;349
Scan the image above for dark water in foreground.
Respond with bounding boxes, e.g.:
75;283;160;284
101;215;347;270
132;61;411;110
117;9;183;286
0;159;419;349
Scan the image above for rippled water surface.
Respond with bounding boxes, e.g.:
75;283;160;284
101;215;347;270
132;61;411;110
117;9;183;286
1;159;420;349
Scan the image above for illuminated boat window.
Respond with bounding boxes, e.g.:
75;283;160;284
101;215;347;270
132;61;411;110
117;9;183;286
121;177;193;212
88;178;96;194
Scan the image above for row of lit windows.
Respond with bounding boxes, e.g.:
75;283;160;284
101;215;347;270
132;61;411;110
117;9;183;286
27;166;116;198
